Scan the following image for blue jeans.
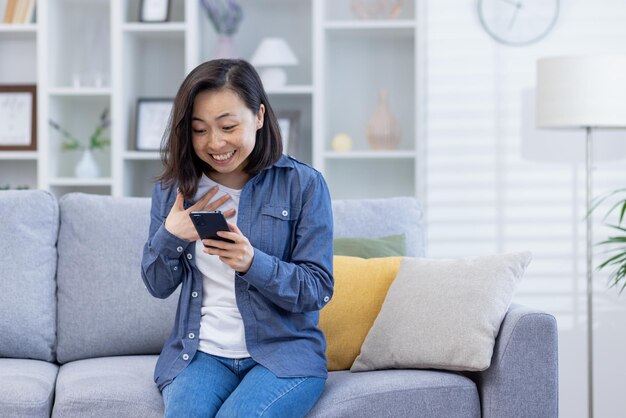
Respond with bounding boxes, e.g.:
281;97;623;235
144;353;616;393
161;352;326;418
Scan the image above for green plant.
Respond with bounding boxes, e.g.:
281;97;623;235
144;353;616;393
591;188;626;294
49;108;111;151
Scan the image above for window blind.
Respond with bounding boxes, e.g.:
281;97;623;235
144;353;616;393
425;1;626;416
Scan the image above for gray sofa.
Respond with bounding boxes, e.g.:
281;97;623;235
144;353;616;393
0;190;558;418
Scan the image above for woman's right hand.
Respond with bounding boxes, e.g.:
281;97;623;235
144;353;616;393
164;186;236;241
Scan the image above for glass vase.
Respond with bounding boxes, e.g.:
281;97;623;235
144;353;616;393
366;89;401;150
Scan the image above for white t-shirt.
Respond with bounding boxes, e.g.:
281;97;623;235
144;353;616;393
193;174;250;358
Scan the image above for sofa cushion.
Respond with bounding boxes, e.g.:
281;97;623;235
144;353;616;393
333;234;406;258
332;198;424;257
352;252;532;373
319;256;403;371
52;356;162;418
50;357;479;418
56;193;178;363
307;369;479;418
0;190;58;361
0;358;58;417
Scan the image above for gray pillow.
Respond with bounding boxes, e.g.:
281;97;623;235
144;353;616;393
0;190;58;361
351;252;532;372
56;193;178;363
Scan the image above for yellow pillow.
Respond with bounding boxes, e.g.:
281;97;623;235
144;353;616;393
319;255;403;371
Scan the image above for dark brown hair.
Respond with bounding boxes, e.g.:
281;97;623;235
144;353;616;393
157;59;283;198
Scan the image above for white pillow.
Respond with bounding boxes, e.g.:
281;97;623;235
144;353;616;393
351;251;532;372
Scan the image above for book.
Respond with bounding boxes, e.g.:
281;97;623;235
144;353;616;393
11;0;25;23
22;0;35;23
2;0;17;24
13;0;35;24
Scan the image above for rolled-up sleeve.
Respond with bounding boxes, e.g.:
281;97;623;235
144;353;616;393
141;184;190;299
238;172;334;313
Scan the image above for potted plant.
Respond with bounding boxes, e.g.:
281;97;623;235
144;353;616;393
49;108;110;178
592;188;626;294
200;0;243;59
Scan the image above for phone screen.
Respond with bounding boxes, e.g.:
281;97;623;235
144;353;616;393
189;211;233;244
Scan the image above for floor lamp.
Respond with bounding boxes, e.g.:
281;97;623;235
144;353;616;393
535;54;626;418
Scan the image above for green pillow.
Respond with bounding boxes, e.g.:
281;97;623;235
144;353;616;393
333;234;406;258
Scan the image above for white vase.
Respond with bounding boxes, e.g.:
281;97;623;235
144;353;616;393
75;149;99;178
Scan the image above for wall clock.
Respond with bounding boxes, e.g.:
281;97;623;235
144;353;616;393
478;0;560;46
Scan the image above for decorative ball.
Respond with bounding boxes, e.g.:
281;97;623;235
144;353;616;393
331;133;353;152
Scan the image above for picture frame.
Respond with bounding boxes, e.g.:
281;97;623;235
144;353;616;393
139;0;171;22
0;85;37;151
135;98;173;151
276;111;300;156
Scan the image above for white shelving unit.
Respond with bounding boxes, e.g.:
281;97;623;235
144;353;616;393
316;0;423;200
112;0;194;196
48;88;112;96
0;0;424;200
35;0;113;196
0;151;38;159
0;12;39;190
324;150;418;159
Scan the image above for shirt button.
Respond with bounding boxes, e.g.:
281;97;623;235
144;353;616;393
173;266;178;271
176;246;183;253
182;354;189;361
186;253;193;260
188;333;195;339
192;291;198;298
282;210;288;217
324;296;330;302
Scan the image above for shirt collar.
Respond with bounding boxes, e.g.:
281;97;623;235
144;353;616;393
248;154;293;187
272;154;294;169
179;154;294;205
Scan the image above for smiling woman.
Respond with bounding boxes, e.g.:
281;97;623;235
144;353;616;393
141;59;334;418
159;59;283;198
189;89;265;189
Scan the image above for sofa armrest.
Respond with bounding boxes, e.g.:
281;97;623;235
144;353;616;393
475;303;559;418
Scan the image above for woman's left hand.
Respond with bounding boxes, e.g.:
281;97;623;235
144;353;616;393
202;223;254;273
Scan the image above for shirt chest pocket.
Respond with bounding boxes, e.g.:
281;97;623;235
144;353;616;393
260;203;299;259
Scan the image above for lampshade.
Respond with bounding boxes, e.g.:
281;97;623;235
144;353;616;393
250;38;298;67
522;88;626;163
536;54;626;128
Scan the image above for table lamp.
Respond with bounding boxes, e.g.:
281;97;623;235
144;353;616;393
250;37;298;89
535;54;626;418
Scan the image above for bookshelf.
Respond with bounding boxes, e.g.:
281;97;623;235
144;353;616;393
0;0;424;200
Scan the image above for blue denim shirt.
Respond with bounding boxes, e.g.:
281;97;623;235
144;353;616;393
141;155;334;390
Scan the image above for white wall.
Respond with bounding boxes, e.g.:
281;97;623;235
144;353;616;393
425;0;626;416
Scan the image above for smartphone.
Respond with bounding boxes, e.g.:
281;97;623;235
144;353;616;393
189;210;234;244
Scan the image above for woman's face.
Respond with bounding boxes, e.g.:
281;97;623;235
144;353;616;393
191;88;264;188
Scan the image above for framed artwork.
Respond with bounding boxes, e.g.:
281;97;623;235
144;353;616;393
139;0;171;22
135;98;173;151
276;111;300;155
0;85;37;151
